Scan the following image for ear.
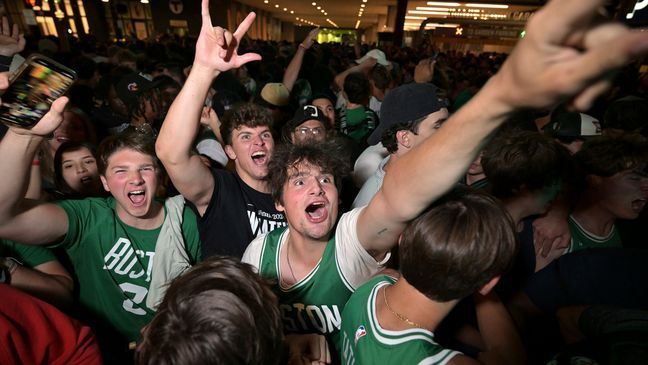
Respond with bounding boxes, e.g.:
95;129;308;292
275;201;285;212
396;130;410;148
478;276;500;295
224;144;237;160
100;175;110;192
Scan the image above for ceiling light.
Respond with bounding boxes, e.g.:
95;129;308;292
275;4;279;7
263;0;268;3
409;10;450;15
283;7;287;11
426;2;460;6
290;10;294;13
361;4;365;7
312;2;316;5
417;7;452;11
465;3;509;9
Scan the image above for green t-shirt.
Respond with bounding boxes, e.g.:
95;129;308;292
339;106;378;144
340;276;461;365
54;196;201;342
1;239;57;267
566;215;622;253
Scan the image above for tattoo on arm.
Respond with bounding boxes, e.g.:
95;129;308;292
377;228;387;235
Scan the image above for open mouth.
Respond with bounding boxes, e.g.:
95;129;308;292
631;198;646;212
128;190;146;205
305;202;327;222
251;151;267;165
80;176;93;185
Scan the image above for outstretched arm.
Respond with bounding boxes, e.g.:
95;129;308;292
155;0;261;216
358;0;648;257
283;27;319;92
0;74;69;244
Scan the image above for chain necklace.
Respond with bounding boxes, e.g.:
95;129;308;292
283;238;298;286
383;285;423;329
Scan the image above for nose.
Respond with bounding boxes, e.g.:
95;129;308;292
129;170;145;185
76;164;87;174
252;134;265;146
308;178;324;196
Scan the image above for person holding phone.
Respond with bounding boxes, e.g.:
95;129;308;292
0;76;201;361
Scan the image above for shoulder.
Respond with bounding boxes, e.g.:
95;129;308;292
242;227;287;269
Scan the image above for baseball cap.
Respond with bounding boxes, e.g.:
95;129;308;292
115;72;155;106
356;49;389;67
544;111;601;139
287;105;330;130
260;83;290;107
367;83;447;145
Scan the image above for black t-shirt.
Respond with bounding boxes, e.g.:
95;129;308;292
195;168;286;259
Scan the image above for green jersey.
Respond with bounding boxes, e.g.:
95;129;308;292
340;276;461;365
566;215;622;253
54;196;201;342
243;207;387;346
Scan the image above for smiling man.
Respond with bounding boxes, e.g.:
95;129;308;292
156;45;285;259
0;115;200;361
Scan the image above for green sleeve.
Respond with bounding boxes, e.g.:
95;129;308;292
0;239;57;267
181;204;202;263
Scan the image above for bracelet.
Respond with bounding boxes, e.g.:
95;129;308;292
32;159;40;166
0;257;21;276
298;43;306;49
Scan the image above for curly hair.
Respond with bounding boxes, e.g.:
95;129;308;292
266;141;350;205
220;102;274;145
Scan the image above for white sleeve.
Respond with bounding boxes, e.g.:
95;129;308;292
196;138;229;167
335;207;390;290
241;234;266;272
352;143;388;188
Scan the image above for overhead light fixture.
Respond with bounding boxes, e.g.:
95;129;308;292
465;3;508;9
355;19;360;29
312;2;316;5
290;10;294;13
417;6;453;11
275;4;278;7
409;10;450;15
426;2;460;6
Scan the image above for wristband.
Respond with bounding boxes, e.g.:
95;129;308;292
0;257;21;277
298;43;306;49
32;159;40;166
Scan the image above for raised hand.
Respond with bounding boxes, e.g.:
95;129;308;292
490;0;648;111
0;17;25;57
300;27;320;50
194;0;261;77
9;97;69;137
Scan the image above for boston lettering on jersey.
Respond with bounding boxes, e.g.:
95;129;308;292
103;237;155;316
280;302;342;334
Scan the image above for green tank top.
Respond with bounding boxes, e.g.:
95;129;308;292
340;276;461;365
258;227;354;344
567;215;622;253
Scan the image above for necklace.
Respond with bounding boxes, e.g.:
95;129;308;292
383;285;423;329
284;239;298;286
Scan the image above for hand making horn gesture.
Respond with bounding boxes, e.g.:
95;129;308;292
194;0;262;77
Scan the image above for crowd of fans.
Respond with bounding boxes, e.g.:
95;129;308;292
0;0;647;364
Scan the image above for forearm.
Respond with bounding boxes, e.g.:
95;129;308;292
283;47;305;92
381;76;513;221
474;292;526;365
0;131;43;222
156;65;218;166
10;266;73;308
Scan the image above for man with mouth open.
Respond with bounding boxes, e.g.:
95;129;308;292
156;19;286;260
0;107;201;362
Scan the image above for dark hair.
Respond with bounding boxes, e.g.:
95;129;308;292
97;127;158;175
381;115;428;154
482;130;570;199
574;132;647;185
220;102;274;146
343;72;370;105
53;141;99;197
266;142;350;205
136;257;283;365
370;65;391;91
399;191;517;302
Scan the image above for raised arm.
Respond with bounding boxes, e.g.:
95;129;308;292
357;0;648;256
0;80;69;244
283;27;319;92
155;0;261;216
